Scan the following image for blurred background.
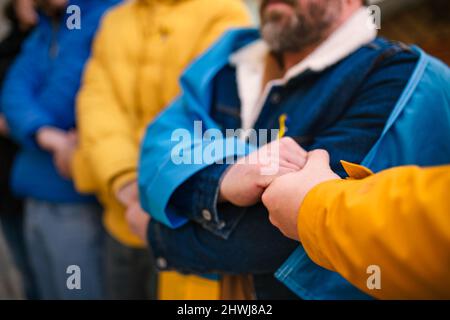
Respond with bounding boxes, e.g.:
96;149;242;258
0;0;448;63
375;0;449;64
244;0;450;64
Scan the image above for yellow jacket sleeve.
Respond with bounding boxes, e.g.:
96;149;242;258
298;164;450;299
74;12;138;195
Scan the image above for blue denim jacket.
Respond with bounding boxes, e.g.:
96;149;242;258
140;29;418;299
276;47;450;300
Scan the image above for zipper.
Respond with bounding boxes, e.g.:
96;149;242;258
49;19;60;59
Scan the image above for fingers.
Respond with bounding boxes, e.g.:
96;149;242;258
54;153;71;179
256;137;307;170
66;130;79;146
305;149;331;170
259;166;296;188
281;149;307;169
279;137;308;169
280;137;308;158
278;159;301;171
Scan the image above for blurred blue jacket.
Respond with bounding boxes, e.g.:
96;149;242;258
1;0;120;203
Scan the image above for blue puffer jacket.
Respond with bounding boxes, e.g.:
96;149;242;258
1;0;120;203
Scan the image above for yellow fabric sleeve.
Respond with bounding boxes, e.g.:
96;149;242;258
73;12;138;194
298;164;450;299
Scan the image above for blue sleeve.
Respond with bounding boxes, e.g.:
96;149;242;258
310;50;419;176
138;29;260;229
169;163;244;239
1;10;103;148
1;31;56;148
139;97;255;229
147;202;298;275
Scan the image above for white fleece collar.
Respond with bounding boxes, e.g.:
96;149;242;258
230;7;378;131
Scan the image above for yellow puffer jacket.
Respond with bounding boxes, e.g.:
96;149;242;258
299;162;450;299
73;0;250;299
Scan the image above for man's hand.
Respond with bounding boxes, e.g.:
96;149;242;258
262;150;340;240
53;130;77;179
0;114;9;137
36;126;68;151
14;0;38;31
219;137;307;207
115;181;138;207
36;127;77;179
117;180;150;243
125;200;151;243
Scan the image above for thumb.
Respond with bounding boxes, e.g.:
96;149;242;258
305;149;331;170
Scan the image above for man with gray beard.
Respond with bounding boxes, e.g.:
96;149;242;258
134;0;419;299
261;0;342;53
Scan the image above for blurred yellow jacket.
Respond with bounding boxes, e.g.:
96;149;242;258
72;0;250;299
298;163;450;299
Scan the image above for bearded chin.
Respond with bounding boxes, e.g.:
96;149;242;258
261;2;340;54
261;22;286;53
261;16;310;53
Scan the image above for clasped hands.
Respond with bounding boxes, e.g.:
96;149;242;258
220;137;340;241
124;137;341;244
36;126;78;179
117;181;151;243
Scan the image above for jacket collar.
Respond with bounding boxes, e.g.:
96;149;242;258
179;29;260;124
229;7;378;131
230;7;378;81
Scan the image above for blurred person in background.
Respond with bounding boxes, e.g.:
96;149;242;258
262;150;450;299
0;0;37;299
1;0;120;299
11;0;38;30
0;224;23;299
72;0;250;300
135;0;422;299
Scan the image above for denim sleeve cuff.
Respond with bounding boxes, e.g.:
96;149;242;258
147;219;208;275
189;163;246;239
147;220;170;271
147;220;219;280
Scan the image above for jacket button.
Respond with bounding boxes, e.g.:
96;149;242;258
202;209;212;221
156;257;168;270
271;92;281;104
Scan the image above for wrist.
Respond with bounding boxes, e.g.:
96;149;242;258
217;164;235;203
36;127;65;152
115;179;138;207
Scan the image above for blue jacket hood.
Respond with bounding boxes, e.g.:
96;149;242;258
179;28;260;124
